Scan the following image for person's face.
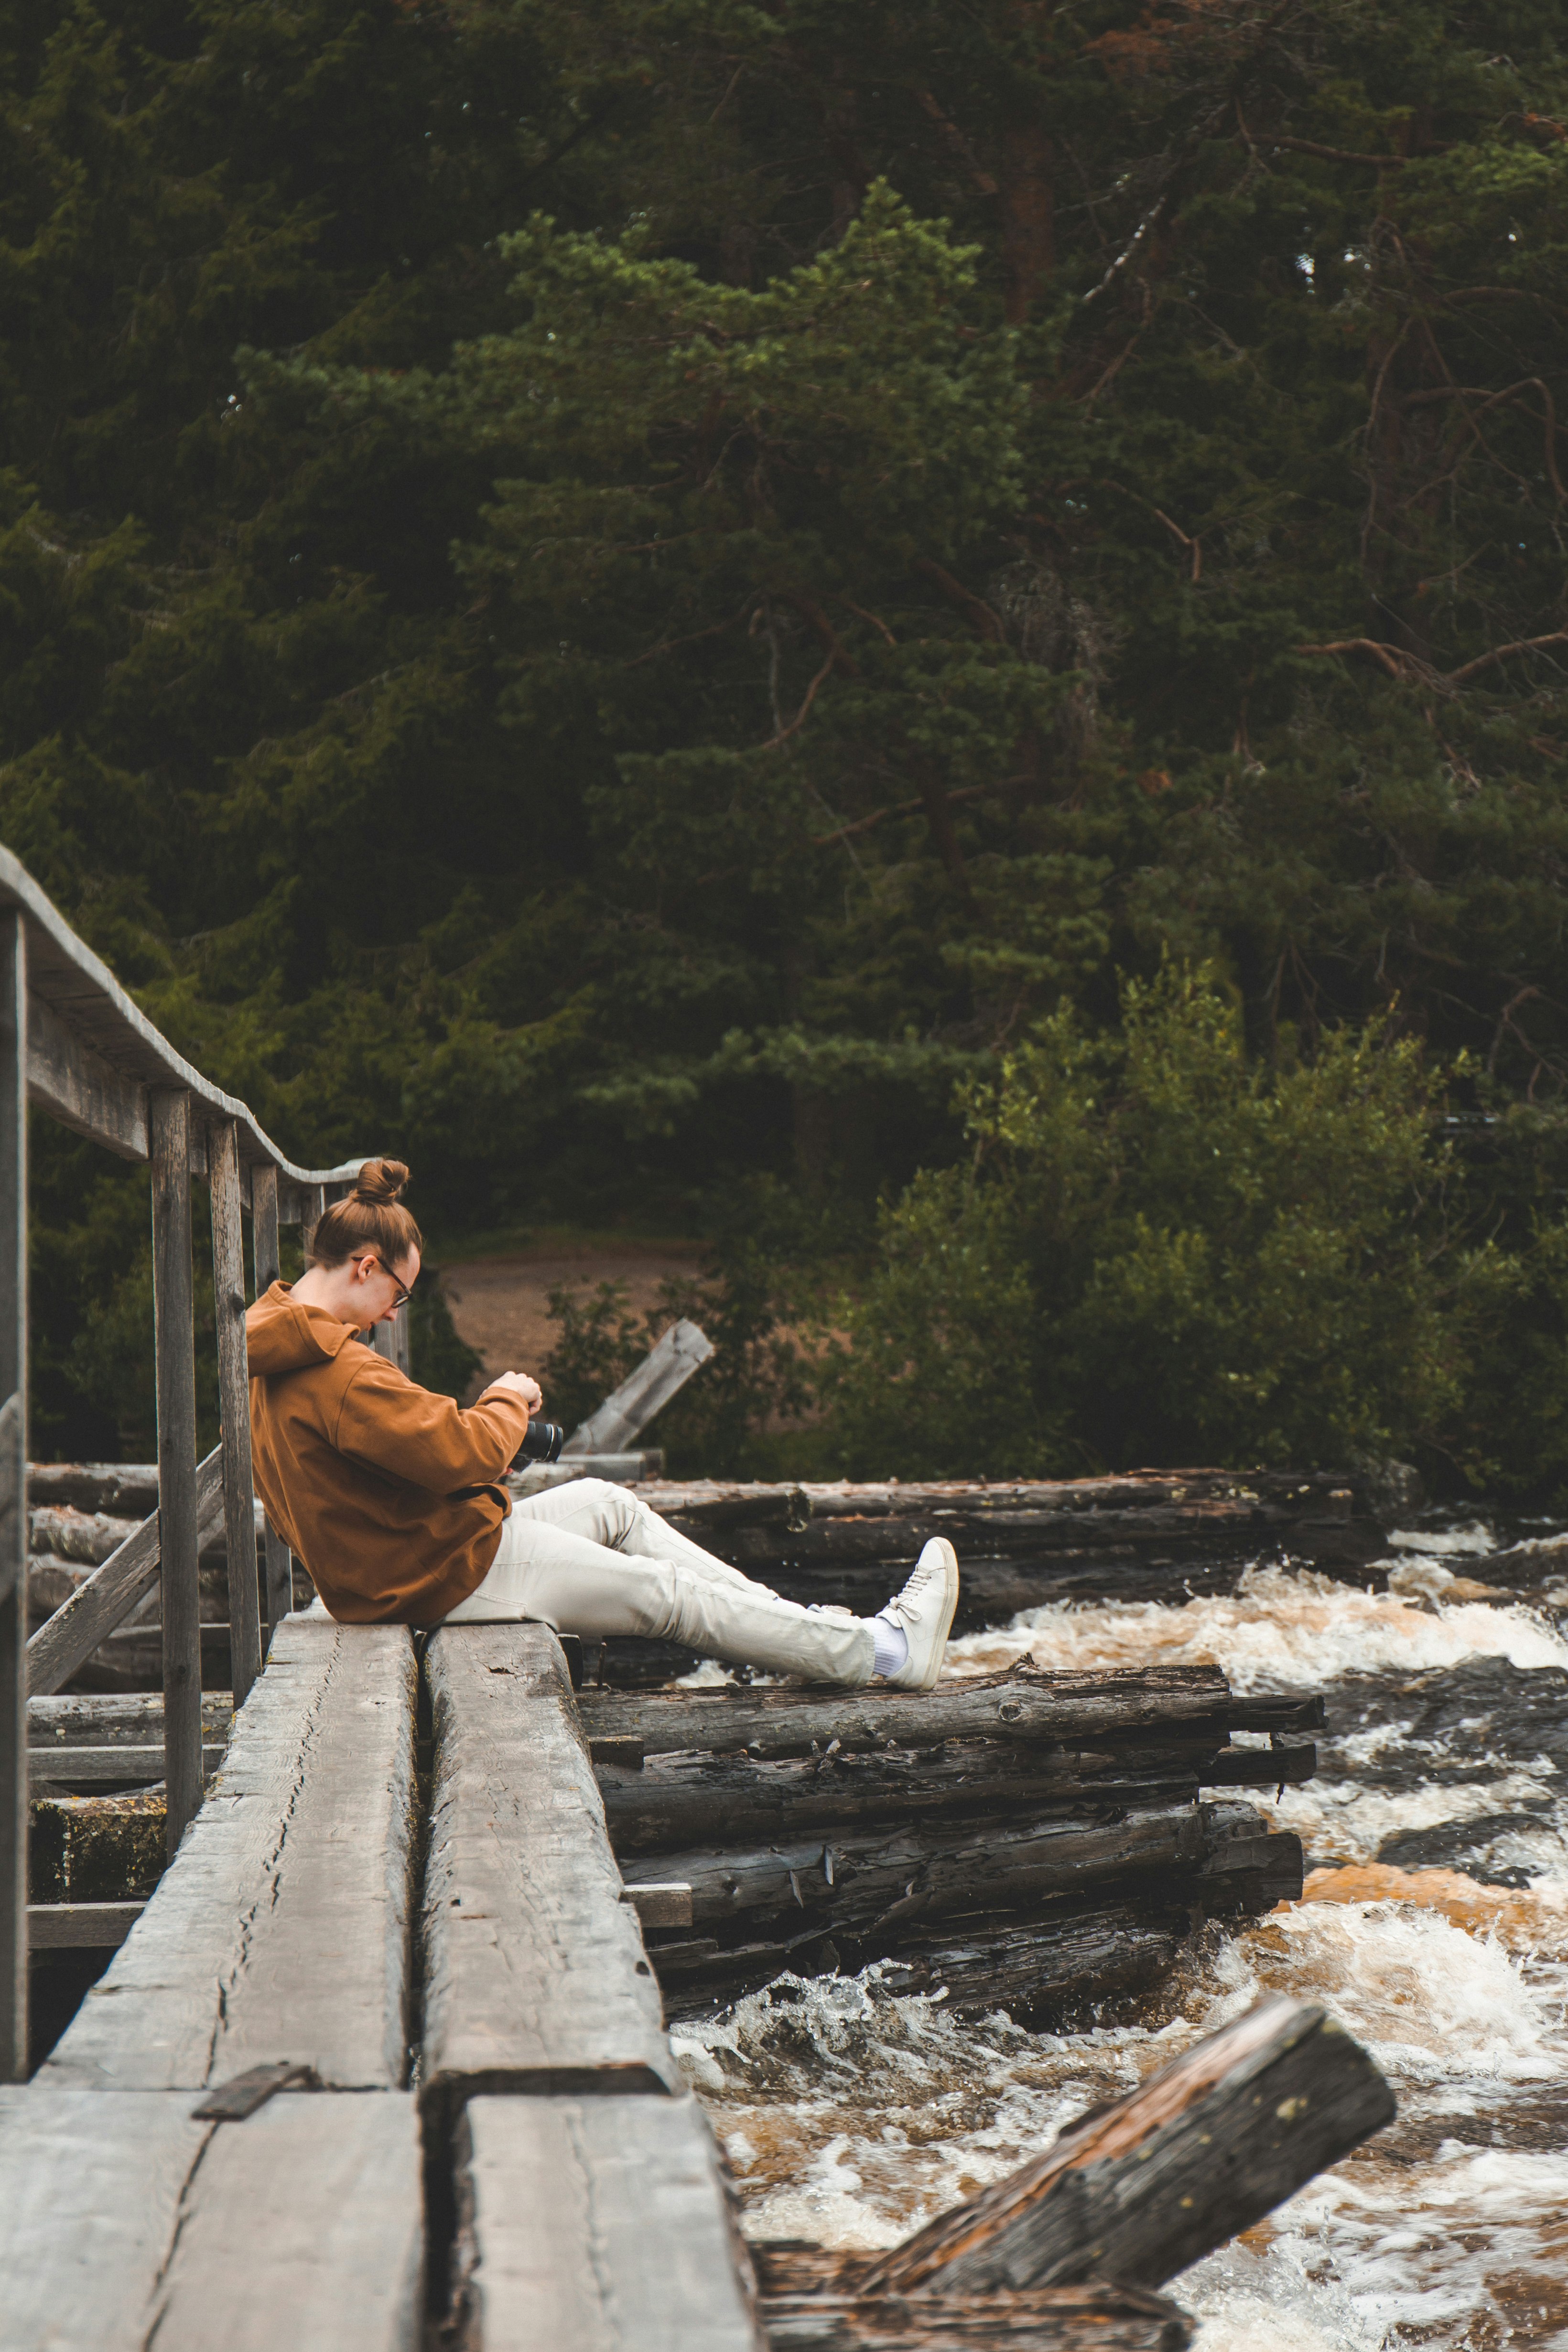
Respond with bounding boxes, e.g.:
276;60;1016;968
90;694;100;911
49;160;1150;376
350;1248;421;1325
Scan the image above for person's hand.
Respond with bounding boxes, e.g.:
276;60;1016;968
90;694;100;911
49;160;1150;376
490;1370;543;1418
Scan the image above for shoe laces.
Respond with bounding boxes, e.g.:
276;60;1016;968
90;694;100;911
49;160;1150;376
887;1554;942;1618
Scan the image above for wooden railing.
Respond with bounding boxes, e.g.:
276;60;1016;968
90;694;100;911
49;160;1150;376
0;847;390;2079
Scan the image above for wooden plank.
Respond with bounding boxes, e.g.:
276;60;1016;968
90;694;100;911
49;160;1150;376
860;1995;1396;2297
0;911;24;2081
422;1622;679;2127
26;1447;235;1696
209;1116;262;1705
28;1742;226;1788
27;991;150;1160
28;1690;232;1746
299;1179;326;1260
27;1900;144;1947
0;2088;422;2351
151;1089;202;1855
565;1319;714;1456
41;1617;417;2091
250;1162;295;1632
455;2094;760;2352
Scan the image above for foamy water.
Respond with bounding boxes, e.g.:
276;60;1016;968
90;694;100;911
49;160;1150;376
674;1542;1568;2349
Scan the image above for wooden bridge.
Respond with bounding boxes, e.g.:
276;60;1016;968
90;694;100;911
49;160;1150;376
0;849;756;2346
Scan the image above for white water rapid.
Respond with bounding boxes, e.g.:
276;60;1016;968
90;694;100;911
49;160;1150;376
671;1532;1568;2350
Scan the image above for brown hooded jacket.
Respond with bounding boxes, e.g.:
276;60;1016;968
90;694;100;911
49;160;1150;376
245;1281;533;1624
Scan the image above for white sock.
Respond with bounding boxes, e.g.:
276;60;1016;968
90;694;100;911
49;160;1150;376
870;1613;909;1678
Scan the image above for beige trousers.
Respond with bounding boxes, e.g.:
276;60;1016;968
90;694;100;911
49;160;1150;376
444;1477;876;1686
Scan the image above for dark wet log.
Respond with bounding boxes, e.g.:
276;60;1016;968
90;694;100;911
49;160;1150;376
655;1900;1193;2025
627;1802;1206;1939
580;1667;1233;1764
859;1995;1395;2298
1205;1742;1316;1787
601;1737;1224;1857
761;2281;1191;2351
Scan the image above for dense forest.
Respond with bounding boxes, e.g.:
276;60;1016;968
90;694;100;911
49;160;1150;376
6;0;1568;1484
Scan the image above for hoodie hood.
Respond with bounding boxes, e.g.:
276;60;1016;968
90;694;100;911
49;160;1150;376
245;1281;360;1377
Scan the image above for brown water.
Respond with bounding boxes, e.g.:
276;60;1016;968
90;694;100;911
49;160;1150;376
672;1534;1568;2350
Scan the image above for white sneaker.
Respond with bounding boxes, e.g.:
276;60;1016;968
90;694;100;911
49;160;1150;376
878;1538;959;1691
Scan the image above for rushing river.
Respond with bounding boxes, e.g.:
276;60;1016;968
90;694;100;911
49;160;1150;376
672;1527;1568;2351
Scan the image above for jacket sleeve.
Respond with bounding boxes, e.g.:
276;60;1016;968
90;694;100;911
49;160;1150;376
331;1353;534;1492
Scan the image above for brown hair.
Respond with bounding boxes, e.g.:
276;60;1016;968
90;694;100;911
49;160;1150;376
308;1158;423;1275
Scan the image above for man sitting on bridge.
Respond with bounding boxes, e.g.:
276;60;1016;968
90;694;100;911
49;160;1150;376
245;1160;959;1688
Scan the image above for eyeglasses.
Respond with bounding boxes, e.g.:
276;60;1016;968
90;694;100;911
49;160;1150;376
357;1254;412;1311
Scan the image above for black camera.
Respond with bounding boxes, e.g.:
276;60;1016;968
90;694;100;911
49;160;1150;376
515;1417;566;1465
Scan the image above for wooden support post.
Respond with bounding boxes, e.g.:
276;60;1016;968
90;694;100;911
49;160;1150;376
299;1181;325;1264
150;1091;202;1857
249;1163;293;1634
0;912;26;2081
209;1121;261;1708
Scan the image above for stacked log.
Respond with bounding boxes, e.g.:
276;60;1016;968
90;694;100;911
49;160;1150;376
570;1470;1386;1685
581;1665;1319;2019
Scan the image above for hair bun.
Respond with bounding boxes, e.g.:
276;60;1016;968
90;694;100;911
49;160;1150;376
352;1157;410;1207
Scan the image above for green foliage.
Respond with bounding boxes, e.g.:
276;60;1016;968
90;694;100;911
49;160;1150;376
8;0;1568;1480
825;968;1553;1484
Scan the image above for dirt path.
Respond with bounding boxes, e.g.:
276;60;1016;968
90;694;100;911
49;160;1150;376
438;1241;704;1389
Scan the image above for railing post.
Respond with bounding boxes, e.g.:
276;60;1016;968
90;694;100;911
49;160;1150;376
209;1121;261;1707
150;1090;202;1856
0;911;26;2079
299;1181;326;1264
249;1164;293;1635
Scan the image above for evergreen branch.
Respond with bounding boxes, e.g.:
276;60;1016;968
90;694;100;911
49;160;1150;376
812;783;988;847
760;649;835;748
909;556;1005;643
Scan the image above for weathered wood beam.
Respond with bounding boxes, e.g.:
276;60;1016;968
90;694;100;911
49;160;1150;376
28;1743;226;1791
0;2088;424;2352
564;1318;714;1456
578;1667;1233;1763
859;1995;1395;2297
0;911;25;2081
249;1161;294;1632
41;1618;418;2092
26;993;149;1161
209;1118;261;1706
421;1622;678;2131
150;1090;202;1856
27;1901;145;1949
28;1691;232;1747
454;2095;760;2352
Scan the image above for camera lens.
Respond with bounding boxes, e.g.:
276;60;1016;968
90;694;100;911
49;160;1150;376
517;1418;566;1465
